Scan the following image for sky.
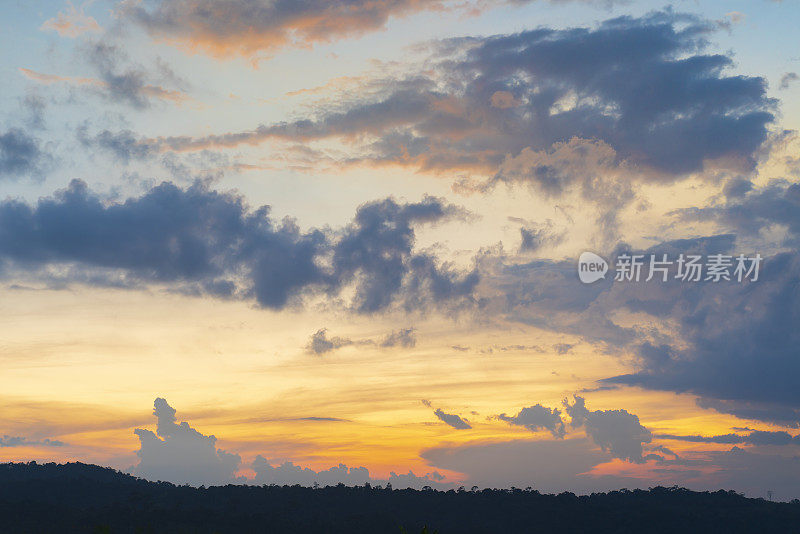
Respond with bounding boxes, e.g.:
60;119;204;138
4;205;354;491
2;0;800;500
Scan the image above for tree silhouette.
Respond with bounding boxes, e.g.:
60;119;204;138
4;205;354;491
1;462;799;533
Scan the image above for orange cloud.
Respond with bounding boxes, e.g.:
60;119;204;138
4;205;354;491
41;2;101;38
123;0;454;59
19;67;188;104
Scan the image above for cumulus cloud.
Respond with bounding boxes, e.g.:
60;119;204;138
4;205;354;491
133;398;242;486
332;195;478;313
0;127;46;178
132;398;449;488
564;396;656;463
0;180;477;313
123;11;773;187
497;397;655;462
498;404;566;438
252;456;448;489
603;249;800;424
475;223;800;428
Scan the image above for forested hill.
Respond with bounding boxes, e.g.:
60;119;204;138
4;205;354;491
2;462;799;533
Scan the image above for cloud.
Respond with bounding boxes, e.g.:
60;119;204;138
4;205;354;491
564;396;656;463
305;326;417;354
478;222;800;428
694;399;800;429
604;249;800;424
423;438;800;499
133;398;242;486
129;11;774;186
20;66;187;108
676;179;800;246
306;328;353;355
421;438;631;493
498;404;566;438
0;127;46;178
433;408;472;429
510;216;567;254
76;127;158;163
657;430;800;446
252;455;449;489
122;0;448;59
496;397;656;463
122;0;616;59
81;41;189;107
380;327;417;348
0;180;477;313
331;195;478;313
41;2;101;37
132;398;448;489
780;72;799;90
0;436;65;448
20;39;189;108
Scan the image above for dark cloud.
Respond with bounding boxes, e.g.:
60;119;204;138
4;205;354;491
480;226;800;427
306;328;353;355
78;128;157;163
676;179;800;244
0;180;477;313
0;128;45;177
495;397;657;463
564;396;656;463
605;250;800;424
433;408;472;430
657;430;800;447
516;220;567;253
380;327;417;348
130;11;774;186
695;399;800;429
331;195;478;313
498;404;566;438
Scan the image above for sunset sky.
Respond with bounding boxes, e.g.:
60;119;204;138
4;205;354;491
2;0;800;500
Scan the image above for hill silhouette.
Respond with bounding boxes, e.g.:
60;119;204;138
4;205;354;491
2;462;799;533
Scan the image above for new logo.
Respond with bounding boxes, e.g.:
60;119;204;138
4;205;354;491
578;252;608;284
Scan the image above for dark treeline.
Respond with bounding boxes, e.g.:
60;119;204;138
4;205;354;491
2;462;800;533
